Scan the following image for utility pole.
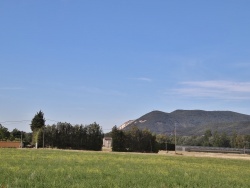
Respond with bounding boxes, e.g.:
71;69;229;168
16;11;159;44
174;123;176;154
150;139;152;153
20;131;23;148
243;141;249;154
43;128;45;149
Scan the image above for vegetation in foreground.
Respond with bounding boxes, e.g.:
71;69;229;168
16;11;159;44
0;149;250;188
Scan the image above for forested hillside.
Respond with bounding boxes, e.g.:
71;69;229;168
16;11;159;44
120;110;250;135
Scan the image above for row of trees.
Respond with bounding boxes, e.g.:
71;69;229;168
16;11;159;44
111;126;159;153
156;129;250;149
41;122;103;150
0;124;32;143
30;111;103;150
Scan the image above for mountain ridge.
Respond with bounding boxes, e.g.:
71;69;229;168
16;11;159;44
119;110;250;135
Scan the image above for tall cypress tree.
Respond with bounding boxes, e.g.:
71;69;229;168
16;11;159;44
30;110;45;147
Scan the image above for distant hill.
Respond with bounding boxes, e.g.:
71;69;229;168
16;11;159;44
119;110;250;136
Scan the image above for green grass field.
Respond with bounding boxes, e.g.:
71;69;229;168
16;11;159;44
0;149;249;188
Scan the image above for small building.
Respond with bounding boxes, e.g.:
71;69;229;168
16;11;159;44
103;137;112;148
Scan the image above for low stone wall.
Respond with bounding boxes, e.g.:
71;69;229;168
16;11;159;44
0;141;21;148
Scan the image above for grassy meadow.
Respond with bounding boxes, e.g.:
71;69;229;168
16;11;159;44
0;148;250;187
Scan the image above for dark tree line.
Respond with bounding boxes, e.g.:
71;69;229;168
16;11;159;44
0;124;32;144
29;111;103;151
180;130;250;148
41;122;103;151
111;126;159;153
1;121;103;151
156;129;250;149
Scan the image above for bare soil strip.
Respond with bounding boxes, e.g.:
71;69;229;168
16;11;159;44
158;150;250;160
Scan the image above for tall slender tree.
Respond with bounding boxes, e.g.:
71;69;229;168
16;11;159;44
30;110;45;147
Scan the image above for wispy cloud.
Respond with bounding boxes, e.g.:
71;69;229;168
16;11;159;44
133;77;153;82
170;81;250;100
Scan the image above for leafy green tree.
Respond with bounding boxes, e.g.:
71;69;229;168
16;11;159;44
244;135;250;149
156;134;169;144
220;132;230;147
141;129;158;153
202;129;212;146
86;122;103;151
204;129;212;137
156;134;172;150
30;110;45;146
78;125;87;149
0;124;10;140
11;128;22;140
31;111;46;131
230;131;237;148
212;131;221;147
111;126;127;152
126;126;142;152
23;132;32;145
104;131;112;137
124;126;158;153
235;134;245;148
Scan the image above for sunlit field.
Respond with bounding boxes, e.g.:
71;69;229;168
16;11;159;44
0;148;250;187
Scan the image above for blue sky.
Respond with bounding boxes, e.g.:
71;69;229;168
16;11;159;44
1;1;250;132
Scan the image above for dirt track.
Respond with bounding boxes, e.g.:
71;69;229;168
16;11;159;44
17;147;250;161
159;150;250;160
